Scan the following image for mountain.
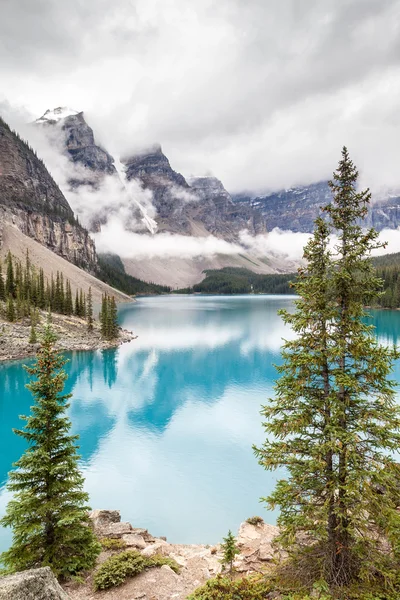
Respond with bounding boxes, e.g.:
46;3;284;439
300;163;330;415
234;182;400;233
36;110;266;240
36;107;116;187
0;116;97;271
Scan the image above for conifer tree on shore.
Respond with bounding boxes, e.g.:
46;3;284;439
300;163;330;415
100;294;119;340
220;530;240;577
0;251;90;325
5;251;15;298
0;263;5;301
87;287;93;331
0;325;101;577
255;148;400;591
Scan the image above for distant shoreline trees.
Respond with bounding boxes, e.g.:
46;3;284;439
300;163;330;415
0;251;96;332
100;293;119;340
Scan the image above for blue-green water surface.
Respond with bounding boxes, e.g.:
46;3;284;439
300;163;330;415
1;295;399;552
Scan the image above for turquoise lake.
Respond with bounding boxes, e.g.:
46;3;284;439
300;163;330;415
1;295;400;552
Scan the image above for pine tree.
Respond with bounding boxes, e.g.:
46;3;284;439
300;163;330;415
80;289;86;318
255;148;400;591
74;289;80;316
220;530;239;576
5;251;15;298
29;322;37;344
0;263;5;301
100;294;108;338
38;268;45;309
109;296;119;339
87;287;93;332
0;325;101;577
65;280;73;316
6;295;15;322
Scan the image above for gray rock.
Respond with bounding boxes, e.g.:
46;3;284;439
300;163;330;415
102;521;133;538
0;117;97;272
0;567;70;600
234;181;400;233
122;533;147;548
89;509;121;532
141;541;171;558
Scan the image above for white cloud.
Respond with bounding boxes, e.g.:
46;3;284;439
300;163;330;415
93;218;243;258
1;0;400;194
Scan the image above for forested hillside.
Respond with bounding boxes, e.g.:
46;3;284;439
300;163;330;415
176;268;295;295
373;253;400;308
97;254;171;295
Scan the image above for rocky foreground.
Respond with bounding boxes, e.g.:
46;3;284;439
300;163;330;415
0;510;280;599
0;313;136;362
62;510;279;600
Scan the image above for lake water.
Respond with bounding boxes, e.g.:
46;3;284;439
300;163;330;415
1;295;400;552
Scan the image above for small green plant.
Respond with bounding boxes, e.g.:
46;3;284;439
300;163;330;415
220;530;240;576
28;323;37;344
147;554;180;573
187;574;274;599
93;549;180;590
99;537;127;551
246;516;264;526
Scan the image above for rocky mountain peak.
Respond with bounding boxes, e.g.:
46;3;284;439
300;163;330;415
36;107;79;124
123;144;188;189
0;116;97;271
36;107;116;186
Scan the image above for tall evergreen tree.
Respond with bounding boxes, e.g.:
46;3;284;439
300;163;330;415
0;263;6;301
109;296;119;339
87;287;93;332
5;251;15;298
38;268;45;309
0;326;101;578
255;148;400;591
74;289;80;317
100;294;108;337
220;530;240;577
6;295;15;322
65;280;73;316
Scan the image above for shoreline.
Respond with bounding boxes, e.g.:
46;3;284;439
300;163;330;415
0;313;136;364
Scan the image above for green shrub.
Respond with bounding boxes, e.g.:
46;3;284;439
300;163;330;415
93;549;180;590
187;574;274;599
245;516;264;526
187;574;400;600
147;554;180;573
99;537;127;551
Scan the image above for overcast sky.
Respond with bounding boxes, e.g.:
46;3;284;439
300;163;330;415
1;0;400;193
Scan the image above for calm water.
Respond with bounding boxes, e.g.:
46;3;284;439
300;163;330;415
1;295;400;552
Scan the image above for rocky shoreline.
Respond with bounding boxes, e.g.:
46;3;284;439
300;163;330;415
0;313;136;363
0;510;280;600
62;510;279;600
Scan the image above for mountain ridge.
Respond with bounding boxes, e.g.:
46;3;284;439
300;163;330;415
0;116;97;271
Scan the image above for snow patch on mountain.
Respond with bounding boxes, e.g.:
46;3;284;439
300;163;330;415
113;157;158;235
36;107;79;124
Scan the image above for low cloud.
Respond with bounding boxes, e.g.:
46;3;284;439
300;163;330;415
93;218;242;259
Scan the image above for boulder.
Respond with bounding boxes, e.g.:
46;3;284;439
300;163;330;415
141;540;171;558
131;528;156;543
89;509;121;535
0;567;70;600
237;521;278;547
122;533;147;549
101;521;133;538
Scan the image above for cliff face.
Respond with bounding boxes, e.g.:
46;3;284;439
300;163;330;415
37;108;116;187
235;182;400;233
37;109;266;240
189;176;266;239
123;148;266;239
0;117;97;271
